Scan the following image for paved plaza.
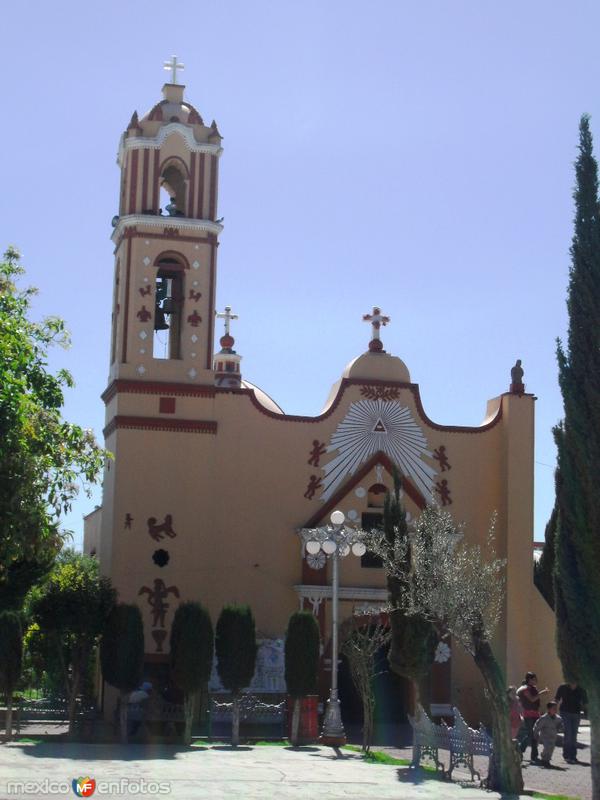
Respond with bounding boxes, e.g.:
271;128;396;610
0;742;519;800
0;738;590;800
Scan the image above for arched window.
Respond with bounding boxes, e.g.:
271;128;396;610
153;256;184;360
367;483;387;509
361;502;384;569
160;160;188;217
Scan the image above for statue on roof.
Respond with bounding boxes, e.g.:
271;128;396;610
510;359;525;393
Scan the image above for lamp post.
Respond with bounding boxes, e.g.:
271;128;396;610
298;510;367;746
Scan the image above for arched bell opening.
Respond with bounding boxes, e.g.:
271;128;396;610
153;256;185;360
160;160;188;217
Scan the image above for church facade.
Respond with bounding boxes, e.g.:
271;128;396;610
85;74;561;723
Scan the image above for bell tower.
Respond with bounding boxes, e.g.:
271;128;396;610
108;59;223;385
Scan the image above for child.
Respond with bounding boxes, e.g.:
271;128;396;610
533;701;564;766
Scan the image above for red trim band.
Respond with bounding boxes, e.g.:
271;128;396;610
103;415;217;437
102;379;216;404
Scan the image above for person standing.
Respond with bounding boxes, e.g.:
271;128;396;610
555;680;587;763
534;701;564;767
507;686;524;743
517;672;548;762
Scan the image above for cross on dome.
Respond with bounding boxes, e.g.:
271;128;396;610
216;306;239;336
163;55;185;84
362;306;391;352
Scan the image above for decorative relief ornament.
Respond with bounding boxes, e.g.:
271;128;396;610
434;641;451;663
306;551;326;570
433;445;452;472
321;399;436;501
360;385;400;402
147;514;176;542
435;479;452;506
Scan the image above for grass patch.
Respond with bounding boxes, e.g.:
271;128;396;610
343;744;438;770
15;737;44;744
253;740;290;746
190;739;290;748
531;793;582;800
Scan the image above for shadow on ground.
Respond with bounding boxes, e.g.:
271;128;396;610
9;743;216;761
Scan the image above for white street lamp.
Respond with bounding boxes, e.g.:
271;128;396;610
298;509;368;746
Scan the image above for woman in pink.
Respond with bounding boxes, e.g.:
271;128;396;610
507;686;523;740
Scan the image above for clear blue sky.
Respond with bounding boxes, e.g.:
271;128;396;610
4;1;599;549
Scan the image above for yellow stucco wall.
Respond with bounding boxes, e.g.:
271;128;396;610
87;80;563;726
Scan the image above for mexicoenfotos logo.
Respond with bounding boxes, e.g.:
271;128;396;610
72;777;96;797
4;776;170;795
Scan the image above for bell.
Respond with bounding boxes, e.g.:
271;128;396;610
154;307;169;331
162;297;175;315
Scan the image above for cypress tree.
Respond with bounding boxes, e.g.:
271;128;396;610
284;611;320;746
554;114;600;798
100;603;145;744
170;602;214;745
215;604;257;747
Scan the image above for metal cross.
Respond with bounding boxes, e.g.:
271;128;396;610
362;306;391;340
163;55;185;84
216;306;239;335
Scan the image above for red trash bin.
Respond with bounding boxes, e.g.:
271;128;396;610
286;695;318;744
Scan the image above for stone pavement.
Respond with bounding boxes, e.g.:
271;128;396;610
0;741;532;800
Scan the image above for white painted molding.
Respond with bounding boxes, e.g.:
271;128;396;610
117;124;223;165
294;584;388;601
111;214;224;243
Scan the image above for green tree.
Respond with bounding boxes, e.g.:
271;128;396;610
21;621;63;698
383;472;437;710
554;115;600;799
0;247;105;611
215;604;257;747
0;612;23;740
170;602;214;745
284;611;320;747
100;604;145;744
371;506;523;794
32;550;116;735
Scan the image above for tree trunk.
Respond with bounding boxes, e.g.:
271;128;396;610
184;692;196;746
119;690;129;744
473;638;523;794
412;679;421;716
231;694;240;747
362;694;374;754
5;695;13;741
291;697;301;747
67;671;80;739
588;691;600;800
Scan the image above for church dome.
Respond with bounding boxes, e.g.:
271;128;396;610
140;85;205;126
242;380;284;415
342;351;411;383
